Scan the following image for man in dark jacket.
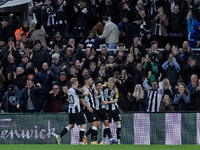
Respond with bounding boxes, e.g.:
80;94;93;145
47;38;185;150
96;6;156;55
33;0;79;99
18;79;42;113
32;40;51;71
3;84;20;113
126;15;143;48
169;5;185;36
191;79;200;111
72;0;91;36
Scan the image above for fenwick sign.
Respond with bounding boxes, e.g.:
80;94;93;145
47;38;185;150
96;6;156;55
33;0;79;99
0;119;55;139
0;114;71;144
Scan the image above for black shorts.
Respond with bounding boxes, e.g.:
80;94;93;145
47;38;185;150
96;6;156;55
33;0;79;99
69;112;86;125
96;109;109;121
106;109;121;123
85;109;98;123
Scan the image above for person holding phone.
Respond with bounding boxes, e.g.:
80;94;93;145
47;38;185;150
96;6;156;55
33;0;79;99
129;84;147;111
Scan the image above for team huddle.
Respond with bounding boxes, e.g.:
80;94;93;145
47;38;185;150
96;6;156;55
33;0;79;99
55;76;121;145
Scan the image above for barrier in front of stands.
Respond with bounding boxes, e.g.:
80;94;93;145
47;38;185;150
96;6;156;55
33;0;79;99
0;113;199;144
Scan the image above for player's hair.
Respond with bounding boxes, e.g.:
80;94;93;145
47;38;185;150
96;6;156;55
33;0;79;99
108;77;115;83
70;78;78;85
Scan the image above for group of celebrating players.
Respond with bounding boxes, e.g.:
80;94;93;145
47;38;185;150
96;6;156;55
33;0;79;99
55;76;121;145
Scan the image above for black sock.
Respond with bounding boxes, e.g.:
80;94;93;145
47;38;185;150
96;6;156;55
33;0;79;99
79;130;85;142
117;127;121;140
107;128;112;139
91;129;97;142
60;128;68;138
103;129;106;138
85;127;92;137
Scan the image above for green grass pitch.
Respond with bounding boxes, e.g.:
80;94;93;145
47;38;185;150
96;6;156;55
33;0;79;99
1;145;200;150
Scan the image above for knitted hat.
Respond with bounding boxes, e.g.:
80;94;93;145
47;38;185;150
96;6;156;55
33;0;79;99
137;0;143;5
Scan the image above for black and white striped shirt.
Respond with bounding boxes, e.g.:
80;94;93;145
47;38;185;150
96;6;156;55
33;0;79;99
84;87;96;109
68;88;84;114
103;88;119;111
94;90;105;110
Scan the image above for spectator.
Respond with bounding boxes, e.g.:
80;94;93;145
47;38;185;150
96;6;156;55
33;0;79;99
139;10;151;38
121;53;136;76
129;84;147;111
18;55;34;77
106;54;118;77
161;43;172;64
143;54;157;84
181;56;200;85
117;17;129;37
171;44;184;66
188;21;200;48
41;0;56;36
28;24;47;48
32;40;51;71
134;0;145;16
98;44;110;64
50;53;65;80
115;51;125;71
184;9;197;35
54;0;71;36
0;14;19;42
187;74;198;110
3;84;20;113
34;62;55;110
78;30;96;48
49;31;67;49
53;70;69;88
150;6;169;36
116;43;127;57
92;19;104;36
126;15;143;48
191;79;200;111
44;84;65;112
162;54;180;87
117;1;134;22
148;41;163;71
169;5;185;36
98;16;119;49
96;64;109;83
14;21;30;41
133;63;146;87
12;67;27;91
159;93;174;112
99;0;118;23
143;71;164;112
62;45;83;72
162;77;174;98
180;41;193;63
173;82;190;111
18;79;42;113
88;62;99;81
2;37;20;65
72;0;91;36
129;36;146;56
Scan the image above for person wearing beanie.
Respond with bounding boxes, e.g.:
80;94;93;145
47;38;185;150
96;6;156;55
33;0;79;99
0;14;19;42
14;20;30;41
32;39;51;71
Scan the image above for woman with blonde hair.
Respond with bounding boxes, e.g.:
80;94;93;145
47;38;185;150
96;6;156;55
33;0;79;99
173;83;190;111
129;84;147;111
162;78;174;97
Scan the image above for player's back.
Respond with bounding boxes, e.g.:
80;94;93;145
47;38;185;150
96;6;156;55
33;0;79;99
68;87;82;113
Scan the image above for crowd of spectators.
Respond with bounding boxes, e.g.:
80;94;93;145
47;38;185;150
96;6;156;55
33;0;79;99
0;0;200;113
